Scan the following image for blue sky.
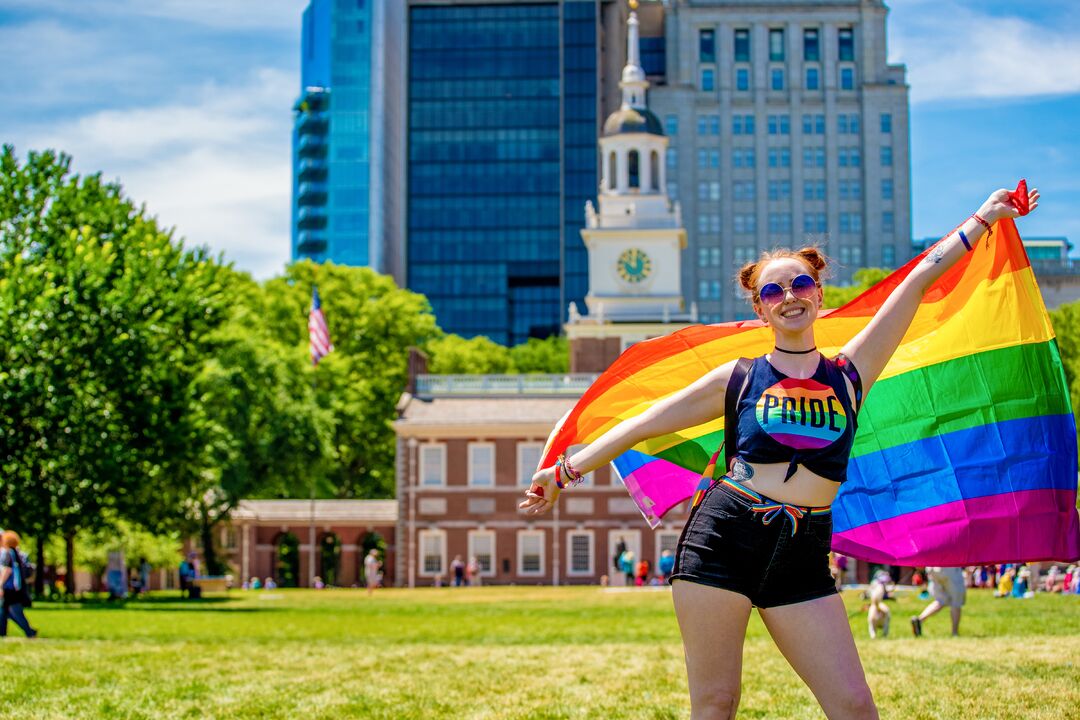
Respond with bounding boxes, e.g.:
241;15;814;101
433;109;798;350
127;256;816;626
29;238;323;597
1;0;1078;279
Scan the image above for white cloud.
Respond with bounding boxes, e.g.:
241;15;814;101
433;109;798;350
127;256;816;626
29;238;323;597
890;2;1080;103
0;0;307;31
21;68;297;279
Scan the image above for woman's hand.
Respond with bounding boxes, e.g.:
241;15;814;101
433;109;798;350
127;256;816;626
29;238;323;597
519;466;561;515
978;184;1039;224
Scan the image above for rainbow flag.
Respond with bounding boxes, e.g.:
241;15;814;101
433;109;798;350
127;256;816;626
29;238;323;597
544;220;1080;565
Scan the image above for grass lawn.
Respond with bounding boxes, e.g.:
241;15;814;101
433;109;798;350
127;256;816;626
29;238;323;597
0;585;1076;719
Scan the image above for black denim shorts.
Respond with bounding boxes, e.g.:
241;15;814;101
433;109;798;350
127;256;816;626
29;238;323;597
669;476;838;608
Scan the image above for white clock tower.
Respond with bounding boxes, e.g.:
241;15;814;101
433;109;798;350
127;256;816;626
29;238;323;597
567;0;695;373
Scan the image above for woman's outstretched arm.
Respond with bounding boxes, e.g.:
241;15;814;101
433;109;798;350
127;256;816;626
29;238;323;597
841;186;1039;392
520;358;739;514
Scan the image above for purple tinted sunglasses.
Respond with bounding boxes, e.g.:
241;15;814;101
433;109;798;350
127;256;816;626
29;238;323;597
757;273;818;306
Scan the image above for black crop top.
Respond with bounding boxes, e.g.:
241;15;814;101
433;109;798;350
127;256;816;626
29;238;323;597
732;353;862;483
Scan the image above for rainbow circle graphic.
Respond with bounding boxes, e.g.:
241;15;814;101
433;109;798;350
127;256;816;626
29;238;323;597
755;377;846;450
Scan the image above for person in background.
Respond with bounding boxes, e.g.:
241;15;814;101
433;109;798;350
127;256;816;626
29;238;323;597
466;556;481;588
658;549;676;584
912;567;966;637
364;549;382;597
178;553;197;599
263;577;277;590
139;558;152;595
450;555;466;587
0;531;38;639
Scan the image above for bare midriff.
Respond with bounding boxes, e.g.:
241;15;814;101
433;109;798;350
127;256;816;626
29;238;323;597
738;461;841;507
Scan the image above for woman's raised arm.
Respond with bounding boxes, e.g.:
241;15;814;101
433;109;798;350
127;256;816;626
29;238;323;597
841;186;1038;392
520;358;739;514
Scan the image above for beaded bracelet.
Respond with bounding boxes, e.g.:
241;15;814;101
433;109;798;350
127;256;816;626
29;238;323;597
958;229;972;252
972;213;993;238
557;453;585;487
554;460;566;490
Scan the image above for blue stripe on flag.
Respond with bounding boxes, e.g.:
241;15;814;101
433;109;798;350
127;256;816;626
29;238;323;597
834;413;1079;532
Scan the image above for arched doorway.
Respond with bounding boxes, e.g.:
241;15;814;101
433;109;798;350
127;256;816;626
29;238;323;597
319;533;341;587
275;532;300;588
359;531;387;586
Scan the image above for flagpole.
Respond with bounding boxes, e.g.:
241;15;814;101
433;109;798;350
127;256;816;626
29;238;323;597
307;281;333;589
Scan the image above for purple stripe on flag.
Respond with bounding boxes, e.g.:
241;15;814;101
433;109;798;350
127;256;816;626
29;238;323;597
614;457;699;529
831;489;1080;565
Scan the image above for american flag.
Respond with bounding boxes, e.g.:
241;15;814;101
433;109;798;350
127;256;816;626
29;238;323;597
308;286;333;366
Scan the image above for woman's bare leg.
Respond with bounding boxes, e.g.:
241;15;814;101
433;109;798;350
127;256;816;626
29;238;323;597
672;580;753;720
759;594;878;720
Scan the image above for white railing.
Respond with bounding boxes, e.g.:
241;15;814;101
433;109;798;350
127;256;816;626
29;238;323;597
415;374;598;396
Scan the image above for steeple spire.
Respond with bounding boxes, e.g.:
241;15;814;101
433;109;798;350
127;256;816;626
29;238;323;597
620;0;648;110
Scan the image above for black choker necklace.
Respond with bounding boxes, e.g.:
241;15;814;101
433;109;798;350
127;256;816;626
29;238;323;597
773;346;817;355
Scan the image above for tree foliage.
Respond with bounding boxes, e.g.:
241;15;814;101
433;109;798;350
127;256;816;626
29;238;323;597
0;147;232;576
822;268;892;309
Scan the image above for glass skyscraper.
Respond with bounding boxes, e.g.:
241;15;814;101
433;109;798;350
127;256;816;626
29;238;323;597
292;0;405;272
407;1;601;345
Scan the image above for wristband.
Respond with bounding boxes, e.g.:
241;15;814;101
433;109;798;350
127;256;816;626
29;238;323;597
554;461;566;490
972;213;993;237
557;454;585;486
958;229;972;252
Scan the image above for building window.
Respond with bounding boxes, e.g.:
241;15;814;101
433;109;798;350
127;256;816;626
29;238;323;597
698;247;708;267
734;245;757;264
882;211;895;234
767;148;790;168
732;148;755;168
769;28;785;61
698;280;709;299
710;280;721;299
733;180;755;199
804;213;827;233
881;146;893;167
667;181;678;198
805;66;819;90
698;114;719;135
710;247;721;266
771;68;784;91
840;66;854;90
666;148;677;168
468;530;496;577
420;444;446;487
880;113;892;134
709;181;721;201
838;245;863;265
518;442;543;485
882;244;896;267
803;28;820;61
768;180;791;201
838;27;855;61
734;28;750;62
734;214;756;234
881;179;894;200
665;114;678;136
768;212;793;234
699;28;716;63
768;115;789;135
468;442;495;487
732;114;754;135
517;530;544;576
801;114;824;135
839;180;862;201
839;213;863;234
567;531;594;576
736;68;749;91
700;68;714;92
418;530;446;577
803;180;823;201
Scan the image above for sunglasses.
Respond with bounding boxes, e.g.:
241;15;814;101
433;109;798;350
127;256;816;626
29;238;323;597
757;273;819;307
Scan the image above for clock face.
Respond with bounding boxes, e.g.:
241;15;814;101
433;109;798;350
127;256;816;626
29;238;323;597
617;248;652;284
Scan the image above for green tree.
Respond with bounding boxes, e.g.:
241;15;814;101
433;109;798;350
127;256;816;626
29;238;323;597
175;279;335;575
262;261;440;499
0;147;232;591
822;268;891;309
510;336;569;374
425;334;514;374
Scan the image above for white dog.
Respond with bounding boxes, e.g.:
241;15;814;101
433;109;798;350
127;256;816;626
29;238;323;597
867;581;891;638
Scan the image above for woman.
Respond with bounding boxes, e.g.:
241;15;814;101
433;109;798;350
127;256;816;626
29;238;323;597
0;530;38;639
521;186;1037;719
